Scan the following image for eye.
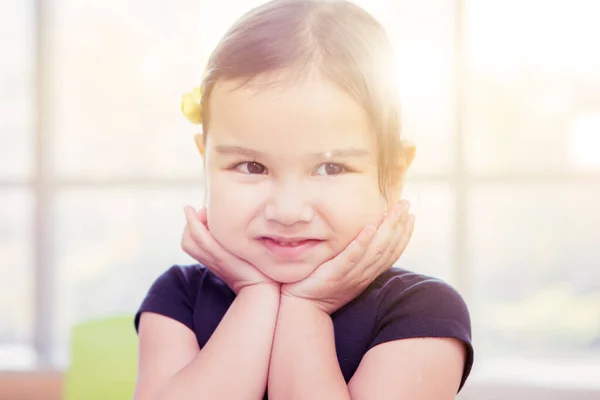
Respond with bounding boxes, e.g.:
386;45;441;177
235;161;267;174
314;163;346;176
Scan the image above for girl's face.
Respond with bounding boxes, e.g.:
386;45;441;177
202;76;389;283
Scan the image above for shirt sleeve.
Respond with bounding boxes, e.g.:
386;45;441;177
368;275;474;392
134;265;203;334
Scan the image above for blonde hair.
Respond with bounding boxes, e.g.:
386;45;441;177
195;0;408;199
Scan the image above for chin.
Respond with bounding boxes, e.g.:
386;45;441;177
256;260;317;284
236;239;336;284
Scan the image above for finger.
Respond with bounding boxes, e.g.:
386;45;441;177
183;206;223;264
183;205;197;224
181;222;209;259
399;213;415;254
383;213;415;271
184;206;208;238
184;205;206;224
382;206;412;260
361;200;410;268
182;227;228;282
377;200;410;251
196;206;208;226
181;225;212;265
325;225;375;276
181;212;199;254
379;213;408;268
180;224;193;252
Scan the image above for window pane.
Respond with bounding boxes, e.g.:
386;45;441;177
0;189;34;368
388;0;456;175
352;0;456;176
0;0;35;179
51;0;205;179
50;0;456;179
53;186;203;366
469;183;600;363
399;182;454;283
465;0;600;173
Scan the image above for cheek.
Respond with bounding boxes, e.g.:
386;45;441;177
204;172;264;247
318;178;385;250
206;177;238;227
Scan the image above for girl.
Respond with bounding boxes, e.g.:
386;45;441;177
134;1;473;399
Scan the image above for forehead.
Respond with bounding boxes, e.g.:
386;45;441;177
206;76;377;156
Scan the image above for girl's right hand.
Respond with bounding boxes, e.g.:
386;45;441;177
182;206;278;294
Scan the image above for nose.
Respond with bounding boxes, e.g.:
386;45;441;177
264;181;314;226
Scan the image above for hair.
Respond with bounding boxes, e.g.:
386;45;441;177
199;0;408;199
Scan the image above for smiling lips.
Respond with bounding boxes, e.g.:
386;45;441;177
258;236;323;259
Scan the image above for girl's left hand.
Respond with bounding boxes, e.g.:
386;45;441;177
281;200;415;314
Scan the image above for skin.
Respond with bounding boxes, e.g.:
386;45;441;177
134;74;465;400
202;77;390;284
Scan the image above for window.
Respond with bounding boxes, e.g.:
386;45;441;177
463;0;600;386
0;0;36;369
1;0;599;393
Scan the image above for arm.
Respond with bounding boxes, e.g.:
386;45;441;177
268;296;349;400
348;337;466;400
135;283;280;400
269;201;414;399
268;297;465;400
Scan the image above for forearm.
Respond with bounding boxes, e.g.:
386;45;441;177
268;296;350;400
157;284;280;400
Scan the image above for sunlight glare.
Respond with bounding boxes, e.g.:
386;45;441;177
569;114;600;169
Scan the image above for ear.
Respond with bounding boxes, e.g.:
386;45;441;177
393;141;416;180
402;140;416;169
194;133;205;157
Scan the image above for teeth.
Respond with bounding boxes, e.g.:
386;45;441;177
273;240;301;246
276;241;299;246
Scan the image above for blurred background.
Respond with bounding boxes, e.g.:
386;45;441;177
1;0;599;399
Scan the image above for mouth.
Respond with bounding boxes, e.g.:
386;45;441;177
258;236;323;260
262;236;318;246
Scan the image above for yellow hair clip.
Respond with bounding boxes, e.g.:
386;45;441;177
181;85;203;124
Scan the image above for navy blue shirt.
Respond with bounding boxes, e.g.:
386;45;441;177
135;264;474;395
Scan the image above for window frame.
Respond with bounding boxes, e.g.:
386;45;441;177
1;1;599;398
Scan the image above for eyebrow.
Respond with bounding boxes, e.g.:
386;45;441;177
214;145;372;159
214;145;264;158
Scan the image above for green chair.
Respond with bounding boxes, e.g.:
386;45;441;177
63;315;138;400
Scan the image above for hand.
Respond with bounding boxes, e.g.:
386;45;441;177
182;206;278;294
281;200;414;314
